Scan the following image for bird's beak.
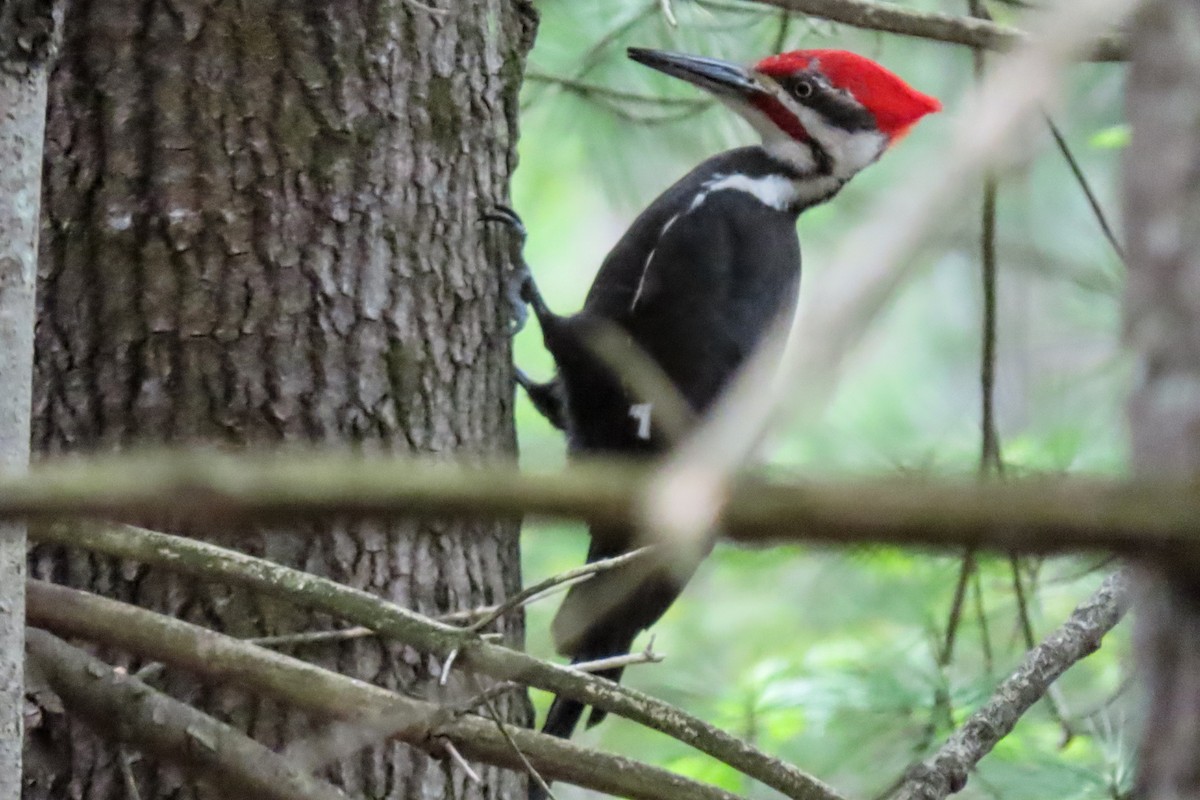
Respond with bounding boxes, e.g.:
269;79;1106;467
628;48;765;101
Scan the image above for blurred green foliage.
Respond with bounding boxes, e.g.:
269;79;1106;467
511;2;1133;797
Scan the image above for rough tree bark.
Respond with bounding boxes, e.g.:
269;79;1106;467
1123;0;1200;796
24;1;537;798
0;2;57;798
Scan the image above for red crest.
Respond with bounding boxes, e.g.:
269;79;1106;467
756;50;941;139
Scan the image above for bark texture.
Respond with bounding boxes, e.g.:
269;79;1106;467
1123;1;1200;796
0;2;56;797
25;1;537;798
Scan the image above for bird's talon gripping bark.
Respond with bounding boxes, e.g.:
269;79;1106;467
483;204;528;242
484;205;535;333
506;271;532;333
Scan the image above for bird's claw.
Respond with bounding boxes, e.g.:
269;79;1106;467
484;205;540;334
507;268;532;334
482;204;528;243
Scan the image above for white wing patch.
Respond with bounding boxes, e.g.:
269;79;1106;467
630;213;680;310
629;170;811;312
697;173;802;212
629;402;654;440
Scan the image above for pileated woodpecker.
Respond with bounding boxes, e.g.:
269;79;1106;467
505;47;940;748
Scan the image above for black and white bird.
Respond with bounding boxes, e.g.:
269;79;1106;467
504;46;940;747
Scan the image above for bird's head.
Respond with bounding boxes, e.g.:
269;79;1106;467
628;47;941;179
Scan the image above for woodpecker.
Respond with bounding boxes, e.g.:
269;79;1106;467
505;46;940;749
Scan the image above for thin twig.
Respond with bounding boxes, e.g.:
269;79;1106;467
772;7;793;52
659;0;679;26
940;555;976;667
449;681;525;715
891;571;1130;800
440;649;460;686
573;638;664;674
442;740;482;784
972;0;1004;480
739;0;1125;60
970;569;994;677
469;546;657;633
246;627;375;648
1043;115;1126;263
931;552;976;730
977;174;1003;474
524;72;712;108
521;0;658;110
439;604;502;625
473;674;558;800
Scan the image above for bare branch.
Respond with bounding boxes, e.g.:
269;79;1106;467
468;546;658;633
29;522;843;800
738;0;1125;60
25;580;746;800
246;626;376;648
573;642;665;674
1043;115;1126;263
12;453;1200;557
892;571;1130;800
24;628;350;800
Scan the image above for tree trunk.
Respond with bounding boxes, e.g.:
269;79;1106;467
0;2;56;798
25;1;537;798
1123;0;1200;796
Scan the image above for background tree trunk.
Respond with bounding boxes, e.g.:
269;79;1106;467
1124;0;1200;795
0;2;56;798
24;1;537;798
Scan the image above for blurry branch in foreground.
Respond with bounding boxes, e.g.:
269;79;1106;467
30;518;842;800
25;582;738;800
641;0;1141;555
24;628;348;800
891;570;1131;800
8;451;1200;557
740;0;1125;60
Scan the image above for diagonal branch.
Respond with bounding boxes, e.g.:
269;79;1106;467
25;580;742;800
24;628;350;800
891;570;1131;800
467;545;658;633
30;520;845;800
738;0;1125;60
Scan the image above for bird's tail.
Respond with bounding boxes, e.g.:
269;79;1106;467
530;531;711;800
540;531;710;734
540;647;631;740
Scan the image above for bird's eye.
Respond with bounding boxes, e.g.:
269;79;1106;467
791;79;814;99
